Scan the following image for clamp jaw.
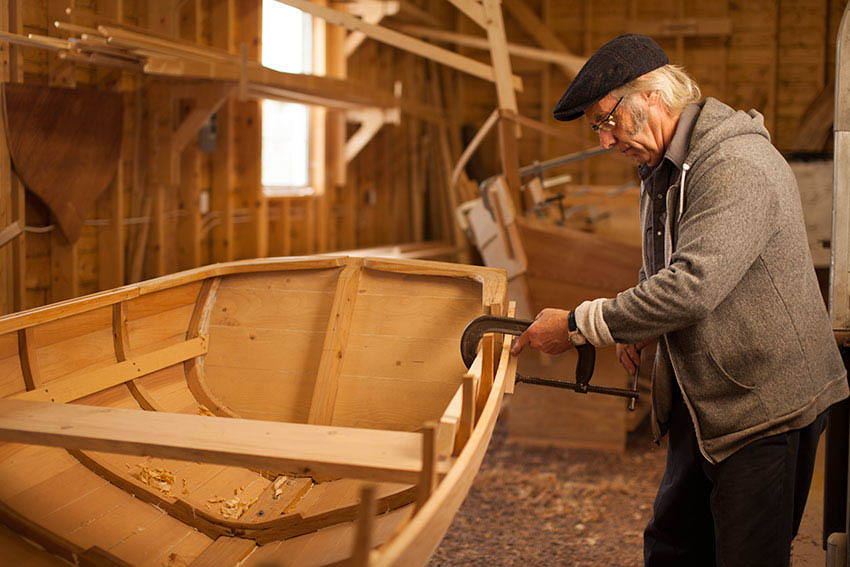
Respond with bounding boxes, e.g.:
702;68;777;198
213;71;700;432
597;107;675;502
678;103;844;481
460;315;639;403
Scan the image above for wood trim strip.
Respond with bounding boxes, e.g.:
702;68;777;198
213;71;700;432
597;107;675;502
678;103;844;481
18;327;42;391
0;256;346;336
308;260;363;425
353;484;377;567
0;399;451;484
11;336;208;403
112;302;131;361
184;276;238;417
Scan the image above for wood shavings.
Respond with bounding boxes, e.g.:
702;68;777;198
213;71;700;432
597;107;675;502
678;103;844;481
272;476;288;499
197;405;215;417
129;464;176;495
207;495;259;519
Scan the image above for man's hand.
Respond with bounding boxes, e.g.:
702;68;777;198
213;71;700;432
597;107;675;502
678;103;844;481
616;340;653;375
511;308;573;356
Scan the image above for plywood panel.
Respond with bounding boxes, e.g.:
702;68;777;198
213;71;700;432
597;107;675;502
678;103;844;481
0;523;66;566
0;331;24;397
332;375;460;431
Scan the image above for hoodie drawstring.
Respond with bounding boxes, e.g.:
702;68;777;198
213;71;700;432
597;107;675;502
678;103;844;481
678;163;690;222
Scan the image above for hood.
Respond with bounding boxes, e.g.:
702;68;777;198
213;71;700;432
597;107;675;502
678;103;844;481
686;97;772;170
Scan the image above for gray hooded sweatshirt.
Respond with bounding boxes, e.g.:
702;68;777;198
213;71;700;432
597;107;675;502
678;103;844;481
573;97;849;463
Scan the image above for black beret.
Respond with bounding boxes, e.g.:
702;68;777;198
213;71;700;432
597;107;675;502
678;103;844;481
552;34;668;122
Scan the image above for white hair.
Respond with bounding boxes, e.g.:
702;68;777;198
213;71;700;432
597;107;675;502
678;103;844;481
611;64;702;133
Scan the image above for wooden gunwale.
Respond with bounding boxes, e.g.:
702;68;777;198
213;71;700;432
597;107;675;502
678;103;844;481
371;326;513;566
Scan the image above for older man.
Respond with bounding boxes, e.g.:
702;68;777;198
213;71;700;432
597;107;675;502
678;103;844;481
511;34;848;566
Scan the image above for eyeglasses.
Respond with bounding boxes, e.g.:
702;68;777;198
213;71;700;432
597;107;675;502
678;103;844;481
590;97;623;133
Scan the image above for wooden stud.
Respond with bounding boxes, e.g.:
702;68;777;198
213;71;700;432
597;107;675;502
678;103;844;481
308;260;363;425
475;333;494;416
18;328;41;391
416;421;437;512
352;484;377;567
112;301;131;361
455;374;475;455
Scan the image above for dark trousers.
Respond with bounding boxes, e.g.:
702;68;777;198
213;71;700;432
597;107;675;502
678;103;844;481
644;390;827;567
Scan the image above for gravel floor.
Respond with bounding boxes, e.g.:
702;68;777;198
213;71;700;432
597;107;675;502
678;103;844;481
429;406;826;567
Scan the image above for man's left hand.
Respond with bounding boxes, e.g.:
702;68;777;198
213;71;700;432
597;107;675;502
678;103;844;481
511;308;573;356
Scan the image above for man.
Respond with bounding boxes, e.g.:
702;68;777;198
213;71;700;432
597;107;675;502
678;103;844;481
511;34;849;566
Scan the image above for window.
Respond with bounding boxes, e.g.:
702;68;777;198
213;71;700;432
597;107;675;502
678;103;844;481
261;0;313;196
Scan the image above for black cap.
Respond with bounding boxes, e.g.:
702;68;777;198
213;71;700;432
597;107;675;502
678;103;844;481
552;34;668;122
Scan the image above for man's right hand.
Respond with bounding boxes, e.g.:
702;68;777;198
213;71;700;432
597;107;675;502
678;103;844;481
616;340;652;375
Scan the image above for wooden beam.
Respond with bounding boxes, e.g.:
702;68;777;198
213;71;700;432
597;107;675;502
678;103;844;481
11;336;208;404
343;0;399;56
172;83;235;153
352;484;377;566
18;327;42;391
273;0;522;90
308;259;363;424
344;108;401;163
502;0;580;77
0;398;451;484
395;24;585;70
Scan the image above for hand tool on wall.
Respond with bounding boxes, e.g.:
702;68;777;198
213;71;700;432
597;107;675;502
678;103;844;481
460;315;639;404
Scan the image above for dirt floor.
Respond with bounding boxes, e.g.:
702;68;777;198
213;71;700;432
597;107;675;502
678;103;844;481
429;403;827;567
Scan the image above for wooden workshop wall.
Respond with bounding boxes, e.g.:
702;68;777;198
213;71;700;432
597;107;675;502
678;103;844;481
456;0;846;190
0;0;845;315
0;0;454;315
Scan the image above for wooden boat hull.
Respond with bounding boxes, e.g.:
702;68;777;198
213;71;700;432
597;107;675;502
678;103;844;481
0;256;509;566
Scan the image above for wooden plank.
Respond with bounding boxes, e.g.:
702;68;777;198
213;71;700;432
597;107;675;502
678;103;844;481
308;260;363;425
13;336;207;403
0;399;451;484
190;537;255;566
415;422;437;512
274;0;522;90
352;484;376;567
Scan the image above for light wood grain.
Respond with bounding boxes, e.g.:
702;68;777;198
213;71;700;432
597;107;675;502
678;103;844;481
13;336;207;403
0;399;450;484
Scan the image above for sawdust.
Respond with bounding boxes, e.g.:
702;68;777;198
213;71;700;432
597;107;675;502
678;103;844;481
429;407;825;566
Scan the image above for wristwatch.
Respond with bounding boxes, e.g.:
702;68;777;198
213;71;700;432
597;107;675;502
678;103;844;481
567;310;587;346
